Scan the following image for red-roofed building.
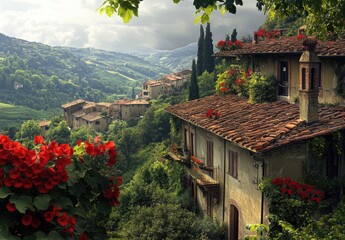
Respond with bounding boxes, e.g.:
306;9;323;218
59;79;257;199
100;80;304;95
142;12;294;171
214;36;345;105
167;37;345;239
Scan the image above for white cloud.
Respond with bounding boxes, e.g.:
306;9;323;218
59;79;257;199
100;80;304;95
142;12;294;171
0;0;265;52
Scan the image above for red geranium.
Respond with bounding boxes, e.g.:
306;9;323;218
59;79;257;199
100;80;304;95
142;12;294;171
21;214;33;226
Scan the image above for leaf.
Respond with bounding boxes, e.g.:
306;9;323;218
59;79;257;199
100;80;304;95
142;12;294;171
56;196;73;209
172;0;180;3
46;231;63;240
34;194;51;211
118;7;133;23
10;195;34;214
0;186;12;199
200;13;210;24
193;14;203;24
105;5;115;17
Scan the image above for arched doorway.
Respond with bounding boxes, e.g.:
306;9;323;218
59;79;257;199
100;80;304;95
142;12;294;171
229;204;239;240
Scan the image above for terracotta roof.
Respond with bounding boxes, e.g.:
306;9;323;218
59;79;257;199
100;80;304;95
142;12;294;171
72;110;86;118
82;102;96;109
39;121;51;127
97;102;113;107
166;94;345;153
116;99;150;105
214;37;345;57
61;99;86;109
144;80;164;86
81;112;103;122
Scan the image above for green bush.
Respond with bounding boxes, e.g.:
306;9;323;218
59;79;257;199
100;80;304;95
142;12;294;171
248;74;277;103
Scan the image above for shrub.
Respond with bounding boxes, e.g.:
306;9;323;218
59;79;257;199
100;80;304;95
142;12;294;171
248;74;277;103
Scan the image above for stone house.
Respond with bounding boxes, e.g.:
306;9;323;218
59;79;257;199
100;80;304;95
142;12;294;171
115;99;150;121
167;38;345;239
139;69;191;99
214;37;345;105
39;120;51;137
62;99;150;131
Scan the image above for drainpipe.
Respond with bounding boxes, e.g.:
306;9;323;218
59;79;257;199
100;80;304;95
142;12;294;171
223;139;226;223
260;159;265;224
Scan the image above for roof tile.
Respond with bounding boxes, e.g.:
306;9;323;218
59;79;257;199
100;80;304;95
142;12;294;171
166;94;345;153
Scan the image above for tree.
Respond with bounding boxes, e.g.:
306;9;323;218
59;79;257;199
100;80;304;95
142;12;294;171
203;23;215;73
99;0;345;39
45;120;71;144
231;28;237;42
15;120;41;147
188;59;199;101
196;25;204;76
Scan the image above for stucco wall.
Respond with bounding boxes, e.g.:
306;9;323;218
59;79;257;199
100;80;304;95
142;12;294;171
255;55;345;104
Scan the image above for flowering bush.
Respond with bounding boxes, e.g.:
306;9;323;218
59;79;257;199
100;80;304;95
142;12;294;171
254;29;281;41
0;135;120;239
191;156;204;166
271;177;324;203
205;109;221;120
260;177;324;236
216;40;244;51
215;64;251;97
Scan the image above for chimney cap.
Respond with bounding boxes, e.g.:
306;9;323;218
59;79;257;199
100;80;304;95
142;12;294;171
302;36;318;50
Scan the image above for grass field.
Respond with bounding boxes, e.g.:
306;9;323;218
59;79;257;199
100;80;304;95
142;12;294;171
0;102;51;129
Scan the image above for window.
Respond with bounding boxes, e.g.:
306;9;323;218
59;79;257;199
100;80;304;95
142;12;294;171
143;92;148;95
301;68;306;90
207;140;214;178
228;150;238;179
310;68;315;90
95;121;100;125
184;128;189;149
190;132;195;156
45;126;49;130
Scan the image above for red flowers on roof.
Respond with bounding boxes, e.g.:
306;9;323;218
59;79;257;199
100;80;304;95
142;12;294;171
216;40;244;51
206;109;221;120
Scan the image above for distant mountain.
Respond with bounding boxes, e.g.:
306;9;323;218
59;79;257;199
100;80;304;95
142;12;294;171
134;43;197;72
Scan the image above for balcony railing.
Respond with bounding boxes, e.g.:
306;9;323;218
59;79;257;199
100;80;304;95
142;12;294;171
166;145;191;167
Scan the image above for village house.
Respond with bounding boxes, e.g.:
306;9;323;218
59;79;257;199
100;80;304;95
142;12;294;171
61;98;150;131
139;69;191;99
214;33;345;105
39;120;51;137
166;37;345;239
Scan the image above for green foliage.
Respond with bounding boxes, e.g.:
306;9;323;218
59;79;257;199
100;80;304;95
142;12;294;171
188;59;200;100
45;120;71;144
198;71;216;97
15;119;41;147
248;73;277;103
70;126;96;146
244;223;269;240
203;23;215;73
257;0;345;40
261;15;305;37
121;204;198;240
0;33;170;113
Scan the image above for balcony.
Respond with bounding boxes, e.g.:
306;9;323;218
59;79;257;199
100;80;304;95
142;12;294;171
166;145;191;167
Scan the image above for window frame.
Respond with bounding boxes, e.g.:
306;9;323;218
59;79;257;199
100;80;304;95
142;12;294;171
228;149;238;179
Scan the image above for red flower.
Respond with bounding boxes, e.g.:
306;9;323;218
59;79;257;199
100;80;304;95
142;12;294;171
6;202;16;212
21;214;33;226
44;211;55;222
34;136;45;145
31;218;41;228
117;176;123;185
57;212;69;227
272;178;283;186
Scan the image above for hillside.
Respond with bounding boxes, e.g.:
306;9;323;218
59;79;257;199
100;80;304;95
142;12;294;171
0;102;50;128
0;33;170;112
139;43;197;71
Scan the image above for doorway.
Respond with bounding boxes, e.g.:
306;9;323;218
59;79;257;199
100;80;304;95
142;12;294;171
229;204;239;240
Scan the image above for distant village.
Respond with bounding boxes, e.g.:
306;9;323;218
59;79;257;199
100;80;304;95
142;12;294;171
40;69;191;135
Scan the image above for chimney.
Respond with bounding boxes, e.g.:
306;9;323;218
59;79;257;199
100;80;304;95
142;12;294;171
253;33;258;44
299;37;321;123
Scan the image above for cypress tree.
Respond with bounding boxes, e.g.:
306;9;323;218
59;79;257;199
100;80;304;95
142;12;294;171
188;59;199;101
196;25;204;76
131;86;135;99
203;23;215;73
231;28;238;42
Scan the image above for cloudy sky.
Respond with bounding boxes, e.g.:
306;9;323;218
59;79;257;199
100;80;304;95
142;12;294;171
0;0;265;52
